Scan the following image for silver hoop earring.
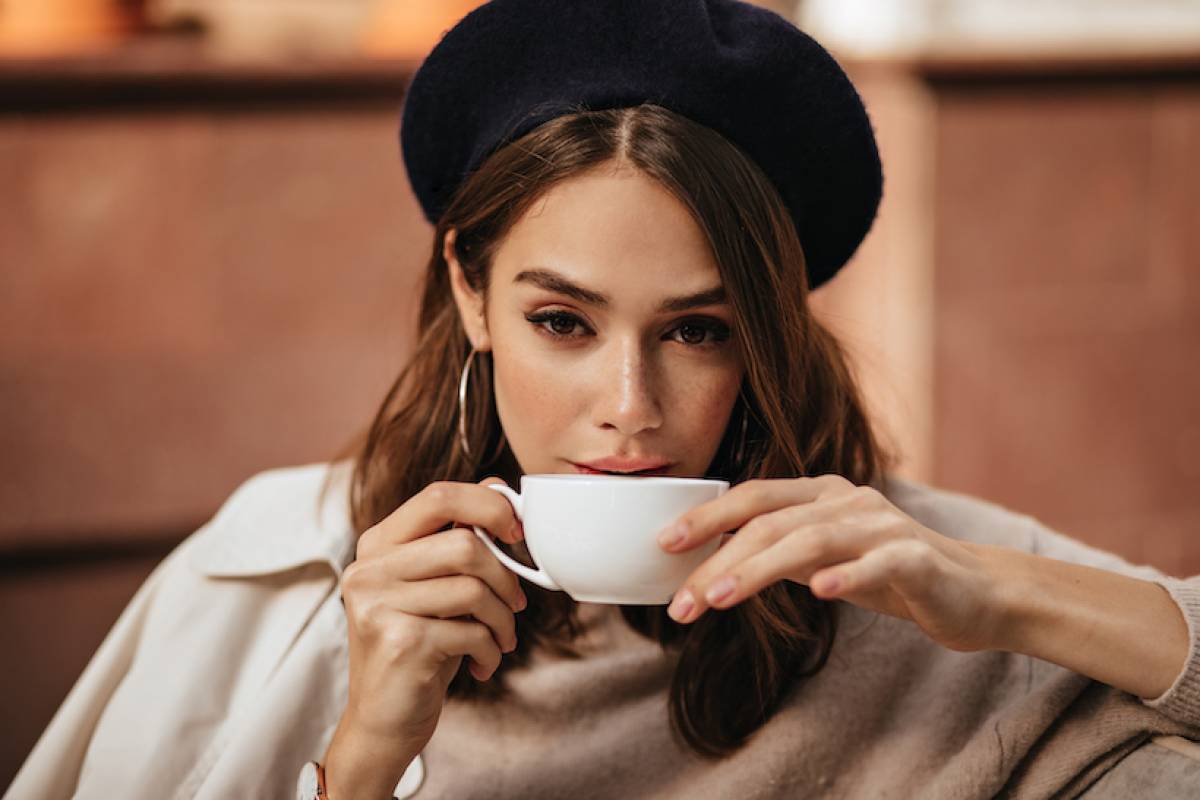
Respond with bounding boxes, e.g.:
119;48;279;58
458;347;508;465
458;347;478;459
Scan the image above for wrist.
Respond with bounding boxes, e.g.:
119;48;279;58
958;540;1034;654
972;541;1190;700
979;544;1046;657
323;721;422;800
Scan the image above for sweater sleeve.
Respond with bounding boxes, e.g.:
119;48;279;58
1023;515;1200;728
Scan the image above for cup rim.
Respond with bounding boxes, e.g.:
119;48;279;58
520;473;729;488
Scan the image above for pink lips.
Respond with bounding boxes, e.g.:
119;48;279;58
570;457;674;476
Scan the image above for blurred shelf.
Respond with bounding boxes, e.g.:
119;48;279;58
842;41;1200;86
0;522;197;570
0;33;420;112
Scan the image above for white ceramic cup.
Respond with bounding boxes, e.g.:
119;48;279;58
472;474;729;605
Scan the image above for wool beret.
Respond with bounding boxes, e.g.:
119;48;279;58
400;0;883;290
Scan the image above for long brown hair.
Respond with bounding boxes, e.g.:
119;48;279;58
332;103;895;758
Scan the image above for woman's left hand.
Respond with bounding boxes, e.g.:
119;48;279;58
660;475;1008;653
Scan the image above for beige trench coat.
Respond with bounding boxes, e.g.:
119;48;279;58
5;462;423;800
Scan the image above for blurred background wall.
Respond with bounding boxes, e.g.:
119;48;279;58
2;0;1199;789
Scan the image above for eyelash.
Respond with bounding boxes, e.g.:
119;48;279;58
524;310;732;348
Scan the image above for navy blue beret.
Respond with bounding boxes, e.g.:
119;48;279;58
400;0;883;290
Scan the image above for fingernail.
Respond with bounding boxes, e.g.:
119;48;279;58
657;522;686;550
512;591;527;611
668;589;694;622
705;576;736;606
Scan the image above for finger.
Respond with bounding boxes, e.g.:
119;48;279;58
657;475;854;553
677;504;837;598
392;574;518;654
422;616;505;680
669;520;863;622
810;539;935;600
477;476;526;543
371;528;527;613
362;479;523;557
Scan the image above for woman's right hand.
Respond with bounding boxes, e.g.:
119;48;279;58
324;477;527;797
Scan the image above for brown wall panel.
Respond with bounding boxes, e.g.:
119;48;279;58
933;81;1200;576
0;104;430;548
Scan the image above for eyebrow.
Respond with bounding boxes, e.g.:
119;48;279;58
513;267;727;313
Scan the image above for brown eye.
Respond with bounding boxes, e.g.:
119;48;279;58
678;323;707;345
549;314;577;335
668;318;731;348
525;310;589;339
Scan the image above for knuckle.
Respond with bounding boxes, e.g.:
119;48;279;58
735;479;766;503
469;577;493;605
741;515;776;542
748;513;787;544
456;575;490;605
488;498;518;535
787;529;824;566
803;524;831;553
447;529;481;566
820;473;852;489
477;623;502;653
862;510;893;535
469;622;501;659
379;617;427;659
341;560;363;589
495;513;518;542
340;560;374;595
348;592;388;636
850;485;877;506
895;539;933;571
424;481;454;508
355;527;379;559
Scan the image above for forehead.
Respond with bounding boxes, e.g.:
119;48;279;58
492;167;722;300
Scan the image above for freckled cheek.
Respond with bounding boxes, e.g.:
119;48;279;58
490;347;583;471
654;361;741;472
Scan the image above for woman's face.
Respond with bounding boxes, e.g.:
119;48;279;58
448;164;744;478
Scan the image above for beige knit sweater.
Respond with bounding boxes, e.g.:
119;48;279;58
415;477;1200;798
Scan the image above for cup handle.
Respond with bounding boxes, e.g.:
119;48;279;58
472;483;562;592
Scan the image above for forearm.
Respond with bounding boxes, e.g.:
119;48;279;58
977;541;1189;701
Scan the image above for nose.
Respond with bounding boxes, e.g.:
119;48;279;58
592;336;664;436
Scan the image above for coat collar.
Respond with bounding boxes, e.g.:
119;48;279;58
188;460;358;579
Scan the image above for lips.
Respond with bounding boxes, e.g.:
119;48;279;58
570;457;674;476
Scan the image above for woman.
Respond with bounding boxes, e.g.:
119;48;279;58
8;1;1200;799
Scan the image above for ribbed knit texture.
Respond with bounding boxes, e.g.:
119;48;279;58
1144;578;1200;722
